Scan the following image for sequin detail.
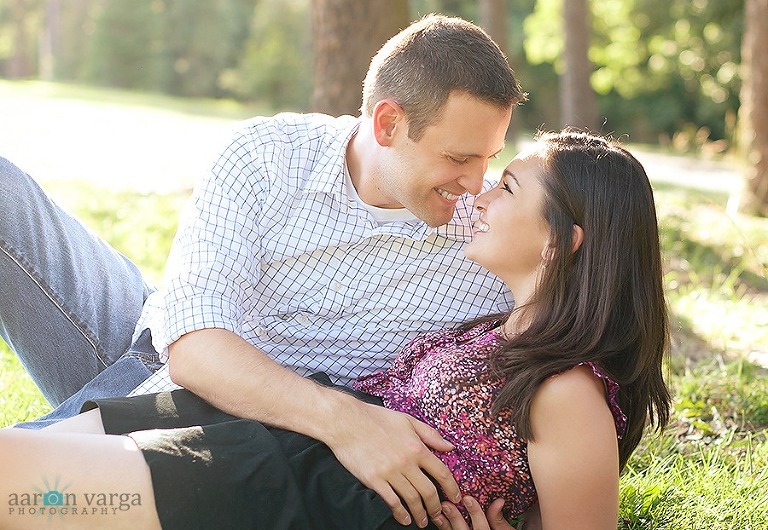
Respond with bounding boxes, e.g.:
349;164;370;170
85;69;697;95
353;322;627;520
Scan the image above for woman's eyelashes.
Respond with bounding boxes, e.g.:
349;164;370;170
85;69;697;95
502;180;514;195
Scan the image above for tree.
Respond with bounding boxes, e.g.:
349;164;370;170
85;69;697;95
234;0;312;111
737;0;768;217
3;0;43;78
478;0;508;55
561;0;598;130
310;0;409;116
38;0;59;81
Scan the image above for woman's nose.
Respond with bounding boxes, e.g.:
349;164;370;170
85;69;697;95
474;190;491;211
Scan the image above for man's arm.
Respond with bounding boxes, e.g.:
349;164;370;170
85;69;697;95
168;327;462;528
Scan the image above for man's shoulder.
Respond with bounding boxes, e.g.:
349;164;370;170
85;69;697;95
235;112;358;145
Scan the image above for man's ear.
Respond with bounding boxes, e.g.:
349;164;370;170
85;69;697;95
372;99;404;146
571;224;584;253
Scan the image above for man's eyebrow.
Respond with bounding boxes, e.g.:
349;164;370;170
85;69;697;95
450;146;505;159
502;169;521;186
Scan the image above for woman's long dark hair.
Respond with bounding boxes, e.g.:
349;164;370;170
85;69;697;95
467;130;671;469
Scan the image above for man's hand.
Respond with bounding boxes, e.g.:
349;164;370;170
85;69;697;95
326;398;461;528
169;328;461;528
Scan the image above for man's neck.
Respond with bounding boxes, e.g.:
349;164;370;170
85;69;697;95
345;120;389;208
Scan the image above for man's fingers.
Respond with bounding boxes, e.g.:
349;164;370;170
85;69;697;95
403;466;446;521
410;416;454;452
419;450;461;504
375;483;413;527
390;473;433;528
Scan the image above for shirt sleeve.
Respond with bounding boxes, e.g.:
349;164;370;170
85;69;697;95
153;125;267;355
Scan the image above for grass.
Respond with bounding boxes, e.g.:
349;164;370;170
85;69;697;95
1;82;767;528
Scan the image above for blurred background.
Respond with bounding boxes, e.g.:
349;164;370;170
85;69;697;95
1;0;766;216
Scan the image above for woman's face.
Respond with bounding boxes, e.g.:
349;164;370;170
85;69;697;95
464;151;551;290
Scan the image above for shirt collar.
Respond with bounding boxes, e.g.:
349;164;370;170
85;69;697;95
302;115;474;242
303;115;360;194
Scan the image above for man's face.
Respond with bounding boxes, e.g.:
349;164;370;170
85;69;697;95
379;92;513;227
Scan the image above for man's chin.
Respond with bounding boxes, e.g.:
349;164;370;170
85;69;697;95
425;218;450;228
418;211;452;228
405;201;454;227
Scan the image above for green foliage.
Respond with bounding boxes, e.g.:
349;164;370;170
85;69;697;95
85;0;162;90
155;0;254;98
229;0;313;111
0;0;750;145
42;182;188;288
85;0;253;98
656;184;768;360
523;0;743;144
619;360;768;529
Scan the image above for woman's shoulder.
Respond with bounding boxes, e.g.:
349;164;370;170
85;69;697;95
530;364;623;440
536;364;608;408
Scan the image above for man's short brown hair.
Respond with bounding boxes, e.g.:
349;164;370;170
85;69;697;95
361;14;526;141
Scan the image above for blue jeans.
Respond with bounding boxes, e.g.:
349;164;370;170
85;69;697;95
0;157;160;428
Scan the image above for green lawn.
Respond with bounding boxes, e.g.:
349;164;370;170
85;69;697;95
1;82;767;529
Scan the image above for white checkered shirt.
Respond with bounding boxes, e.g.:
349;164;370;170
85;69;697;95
130;112;513;395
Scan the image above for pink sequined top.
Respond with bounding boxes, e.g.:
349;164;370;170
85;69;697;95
353;321;627;520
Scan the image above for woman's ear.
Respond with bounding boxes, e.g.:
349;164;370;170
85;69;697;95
571;224;584;253
540;224;584;263
372;99;404;146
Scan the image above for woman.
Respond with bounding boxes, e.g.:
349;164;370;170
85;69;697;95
1;130;670;530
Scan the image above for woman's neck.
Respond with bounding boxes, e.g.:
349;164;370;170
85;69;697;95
502;283;538;338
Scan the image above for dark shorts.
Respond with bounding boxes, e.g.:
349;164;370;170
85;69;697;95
83;374;430;530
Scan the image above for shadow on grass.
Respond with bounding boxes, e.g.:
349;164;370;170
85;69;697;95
662;221;768;295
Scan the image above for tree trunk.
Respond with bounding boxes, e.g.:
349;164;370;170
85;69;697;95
560;0;598;131
478;0;520;142
310;0;409;116
38;0;61;81
737;0;768;217
478;0;508;56
8;0;34;78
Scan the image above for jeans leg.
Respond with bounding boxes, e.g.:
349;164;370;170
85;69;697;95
0;156;155;406
12;354;154;429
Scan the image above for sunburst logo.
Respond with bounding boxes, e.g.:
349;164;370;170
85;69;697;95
34;476;75;507
6;476;76;523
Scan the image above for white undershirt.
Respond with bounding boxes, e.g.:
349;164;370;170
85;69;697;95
343;164;418;225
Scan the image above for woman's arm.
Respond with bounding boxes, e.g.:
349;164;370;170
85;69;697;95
0;428;161;530
527;365;620;530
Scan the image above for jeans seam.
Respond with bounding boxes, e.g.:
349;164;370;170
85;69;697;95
0;238;109;369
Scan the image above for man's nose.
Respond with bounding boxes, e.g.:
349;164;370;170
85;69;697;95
458;161;488;195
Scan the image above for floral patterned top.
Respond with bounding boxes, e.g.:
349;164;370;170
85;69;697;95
353;321;627;520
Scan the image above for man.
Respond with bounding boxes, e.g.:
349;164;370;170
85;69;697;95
0;14;525;528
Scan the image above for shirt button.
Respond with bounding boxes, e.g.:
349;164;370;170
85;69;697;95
298;314;310;325
256;327;269;339
332;281;343;291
